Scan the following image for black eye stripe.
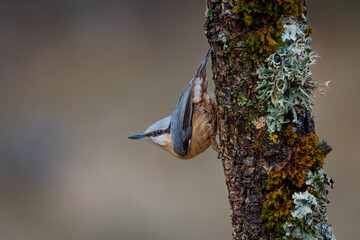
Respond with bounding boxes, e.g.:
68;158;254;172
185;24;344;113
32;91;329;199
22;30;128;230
146;126;171;137
146;130;163;137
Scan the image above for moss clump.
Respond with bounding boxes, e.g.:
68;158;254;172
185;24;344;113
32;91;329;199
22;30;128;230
283;125;298;146
207;8;215;20
253;130;265;152
245;21;285;62
269;133;280;144
262;188;294;234
232;0;307;61
304;26;314;38
295;133;325;168
262;132;329;236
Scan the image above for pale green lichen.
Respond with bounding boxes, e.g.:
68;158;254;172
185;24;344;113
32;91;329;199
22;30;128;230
234;92;249;107
217;33;228;49
284;169;336;240
256;16;319;132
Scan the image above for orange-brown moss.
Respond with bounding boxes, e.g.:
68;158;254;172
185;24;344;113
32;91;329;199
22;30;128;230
262;132;329;236
284;125;298;146
253;130;265;152
304;26;315;38
269;133;279;144
295;133;325;168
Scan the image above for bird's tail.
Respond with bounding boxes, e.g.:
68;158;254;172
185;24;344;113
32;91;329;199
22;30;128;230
195;47;211;79
192;47;212;104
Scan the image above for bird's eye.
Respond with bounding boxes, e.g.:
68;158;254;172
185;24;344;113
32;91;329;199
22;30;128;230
156;130;162;135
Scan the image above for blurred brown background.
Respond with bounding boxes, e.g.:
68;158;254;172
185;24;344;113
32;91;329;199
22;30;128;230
0;0;359;239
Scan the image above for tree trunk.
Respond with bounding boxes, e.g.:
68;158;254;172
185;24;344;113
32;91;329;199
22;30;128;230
204;1;335;239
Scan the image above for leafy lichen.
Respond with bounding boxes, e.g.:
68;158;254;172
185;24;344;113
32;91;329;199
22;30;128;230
284;169;336;239
256;16;319;133
218;33;228;49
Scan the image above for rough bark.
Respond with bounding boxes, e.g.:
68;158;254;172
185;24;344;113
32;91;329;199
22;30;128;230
204;1;335;239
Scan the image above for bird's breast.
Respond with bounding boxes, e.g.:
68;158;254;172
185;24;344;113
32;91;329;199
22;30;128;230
180;110;213;159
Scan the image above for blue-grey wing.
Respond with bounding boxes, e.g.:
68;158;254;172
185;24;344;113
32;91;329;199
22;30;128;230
170;48;211;157
170;80;194;157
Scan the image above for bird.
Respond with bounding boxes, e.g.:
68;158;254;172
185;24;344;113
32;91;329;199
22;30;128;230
128;48;219;159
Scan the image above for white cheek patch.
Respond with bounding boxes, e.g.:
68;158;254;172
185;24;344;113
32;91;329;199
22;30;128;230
151;134;169;146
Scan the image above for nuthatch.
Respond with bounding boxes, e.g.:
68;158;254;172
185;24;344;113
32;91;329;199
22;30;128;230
128;48;218;159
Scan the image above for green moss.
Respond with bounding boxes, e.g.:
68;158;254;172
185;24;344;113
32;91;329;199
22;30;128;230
262;169;296;235
262;188;294;235
245;21;285;62
244;12;253;26
232;0;307;61
207;8;215;20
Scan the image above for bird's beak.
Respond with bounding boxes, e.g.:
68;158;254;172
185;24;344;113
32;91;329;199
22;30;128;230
128;134;148;140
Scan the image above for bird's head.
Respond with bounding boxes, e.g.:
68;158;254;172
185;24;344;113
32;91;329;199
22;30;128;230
128;116;172;147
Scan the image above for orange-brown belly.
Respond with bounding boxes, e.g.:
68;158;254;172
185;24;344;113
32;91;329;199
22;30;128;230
160;97;216;160
161;110;213;160
182;111;212;159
